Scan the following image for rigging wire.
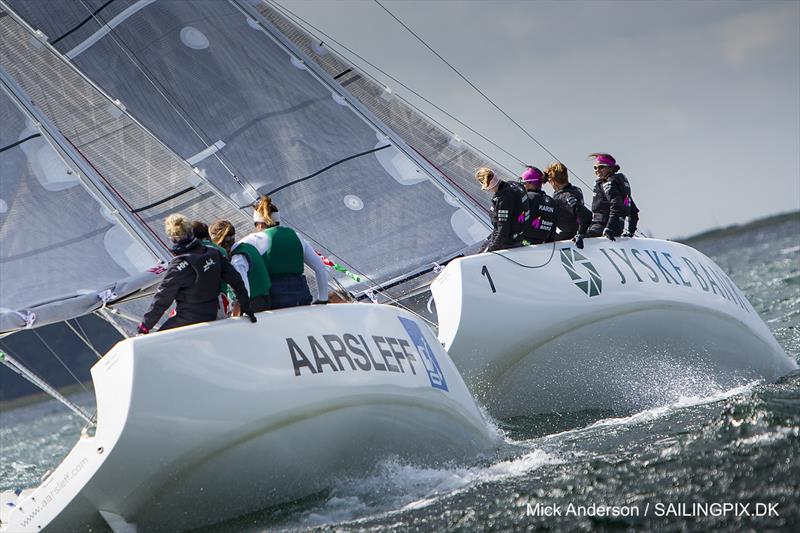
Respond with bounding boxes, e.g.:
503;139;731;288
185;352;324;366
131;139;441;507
95;308;133;339
268;0;525;175
31;329;93;396
0;346;95;426
371;0;594;191
66;318;103;360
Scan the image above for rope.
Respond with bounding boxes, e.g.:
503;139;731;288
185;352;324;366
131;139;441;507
95;308;133;339
66;319;103;360
489;240;557;269
32;329;93;396
371;0;594;191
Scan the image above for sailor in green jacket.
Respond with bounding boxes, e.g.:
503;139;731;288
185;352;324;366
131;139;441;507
230;196;328;311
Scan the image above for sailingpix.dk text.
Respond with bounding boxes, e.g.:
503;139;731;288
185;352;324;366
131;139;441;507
525;501;780;518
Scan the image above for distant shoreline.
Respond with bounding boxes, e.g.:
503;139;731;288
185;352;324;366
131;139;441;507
678;210;799;245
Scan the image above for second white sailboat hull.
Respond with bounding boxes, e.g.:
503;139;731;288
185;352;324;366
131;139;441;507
432;238;797;418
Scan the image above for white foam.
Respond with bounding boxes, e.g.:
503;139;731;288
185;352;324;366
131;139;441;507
584;381;759;431
733;426;799;447
537;381;761;444
290;449;561;529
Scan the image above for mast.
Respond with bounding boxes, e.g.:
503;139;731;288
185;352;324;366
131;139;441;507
230;0;491;230
0;65;171;263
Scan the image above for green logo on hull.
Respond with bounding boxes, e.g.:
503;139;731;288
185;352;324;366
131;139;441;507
560;248;602;297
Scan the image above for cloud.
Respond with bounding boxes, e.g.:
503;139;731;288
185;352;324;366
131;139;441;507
717;3;799;66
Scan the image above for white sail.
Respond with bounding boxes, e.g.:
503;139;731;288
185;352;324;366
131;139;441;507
5;0;491;298
0;67;164;332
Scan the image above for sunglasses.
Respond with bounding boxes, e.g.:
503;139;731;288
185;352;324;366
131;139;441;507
594;165;610;171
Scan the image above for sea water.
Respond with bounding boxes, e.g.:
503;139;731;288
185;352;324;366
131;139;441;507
2;218;798;531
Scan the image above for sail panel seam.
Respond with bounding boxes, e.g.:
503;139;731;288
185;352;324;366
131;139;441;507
0;132;41;153
51;0;116;45
131;186;196;213
261;144;392;197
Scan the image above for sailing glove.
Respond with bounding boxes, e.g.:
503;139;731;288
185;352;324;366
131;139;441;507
136;323;150;335
573;234;585;250
603;228;616;241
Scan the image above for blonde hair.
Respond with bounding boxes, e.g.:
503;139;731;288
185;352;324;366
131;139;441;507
545;162;569;185
254;195;279;227
209;219;235;248
474;167;495;188
164;213;192;242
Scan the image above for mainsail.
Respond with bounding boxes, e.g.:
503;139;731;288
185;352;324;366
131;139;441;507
5;0;492;298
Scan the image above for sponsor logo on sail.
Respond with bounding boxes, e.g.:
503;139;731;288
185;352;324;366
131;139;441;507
560;248;603;297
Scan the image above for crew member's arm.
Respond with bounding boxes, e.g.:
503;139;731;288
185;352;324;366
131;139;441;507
230;254;251;296
625;198;640;236
576;201;592;236
140;260;190;331
220;253;253;315
300;237;329;303
485;191;514;252
604;181;626;235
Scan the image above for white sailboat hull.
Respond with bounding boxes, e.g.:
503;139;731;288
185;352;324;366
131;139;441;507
432;237;797;418
1;304;496;532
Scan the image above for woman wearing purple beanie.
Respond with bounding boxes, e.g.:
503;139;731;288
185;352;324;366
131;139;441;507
586;153;639;239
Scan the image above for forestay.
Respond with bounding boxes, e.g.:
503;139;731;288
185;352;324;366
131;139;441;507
6;0;490;295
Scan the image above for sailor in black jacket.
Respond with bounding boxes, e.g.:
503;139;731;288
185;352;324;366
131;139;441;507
544;162;591;248
476;167;530;252
586;153;640;240
519;166;558;244
138;214;255;333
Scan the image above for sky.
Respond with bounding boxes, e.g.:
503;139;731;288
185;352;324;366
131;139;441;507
278;0;800;239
